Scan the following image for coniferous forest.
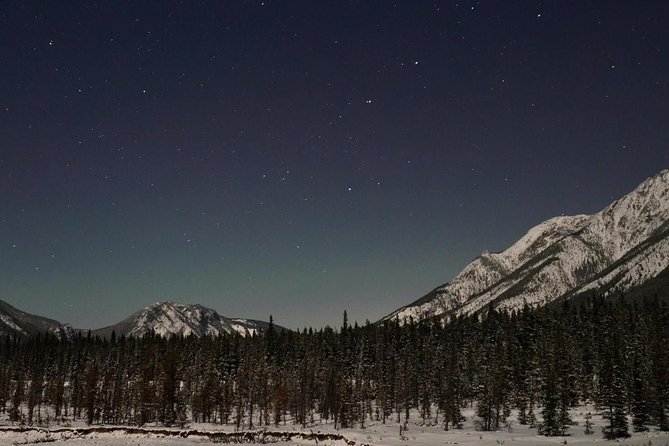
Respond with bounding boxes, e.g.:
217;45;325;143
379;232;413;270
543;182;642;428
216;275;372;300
1;296;667;440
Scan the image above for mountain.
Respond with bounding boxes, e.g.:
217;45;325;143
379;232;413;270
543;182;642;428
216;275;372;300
386;169;669;322
91;301;276;338
0;299;276;339
0;299;73;339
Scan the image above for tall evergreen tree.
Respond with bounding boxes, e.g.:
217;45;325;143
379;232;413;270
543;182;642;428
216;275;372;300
599;316;630;440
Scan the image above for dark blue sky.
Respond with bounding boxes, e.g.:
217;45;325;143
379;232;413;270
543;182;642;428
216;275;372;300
1;1;667;330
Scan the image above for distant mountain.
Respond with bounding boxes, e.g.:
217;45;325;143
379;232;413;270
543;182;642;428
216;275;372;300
385;169;669;323
0;299;277;339
91;301;276;338
0;299;73;339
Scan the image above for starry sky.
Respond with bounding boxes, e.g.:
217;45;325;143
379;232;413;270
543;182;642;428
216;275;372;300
1;1;667;330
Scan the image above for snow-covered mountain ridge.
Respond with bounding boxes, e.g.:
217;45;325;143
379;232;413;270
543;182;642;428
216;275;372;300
0;299;73;339
0;299;275;339
92;301;274;338
386;169;669;322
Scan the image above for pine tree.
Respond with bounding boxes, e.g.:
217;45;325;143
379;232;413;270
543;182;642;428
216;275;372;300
648;299;669;431
584;412;594;435
10;375;24;423
630;332;650;431
84;361;99;425
539;365;562;436
599;317;630;440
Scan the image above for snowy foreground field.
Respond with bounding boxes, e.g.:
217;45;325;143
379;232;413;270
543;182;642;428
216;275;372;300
1;406;668;446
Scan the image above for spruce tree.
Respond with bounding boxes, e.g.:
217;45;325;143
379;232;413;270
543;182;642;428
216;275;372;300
630;333;650;431
599;317;630;440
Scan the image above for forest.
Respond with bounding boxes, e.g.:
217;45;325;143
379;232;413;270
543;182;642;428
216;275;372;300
0;296;667;441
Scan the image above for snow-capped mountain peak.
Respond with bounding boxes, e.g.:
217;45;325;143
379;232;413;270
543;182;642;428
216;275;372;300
0;299;277;339
92;301;274;338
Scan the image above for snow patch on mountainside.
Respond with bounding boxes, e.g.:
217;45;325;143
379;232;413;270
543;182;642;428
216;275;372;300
0;313;26;334
577;230;669;297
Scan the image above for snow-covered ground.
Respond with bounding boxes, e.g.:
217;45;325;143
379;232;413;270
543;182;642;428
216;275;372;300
2;405;668;445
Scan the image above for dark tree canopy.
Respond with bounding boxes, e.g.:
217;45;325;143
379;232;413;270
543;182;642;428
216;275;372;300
0;295;667;440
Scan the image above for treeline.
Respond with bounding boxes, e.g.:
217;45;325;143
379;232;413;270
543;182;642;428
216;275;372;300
0;296;667;439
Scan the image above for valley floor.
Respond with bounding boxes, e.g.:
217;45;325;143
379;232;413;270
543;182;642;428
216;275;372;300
1;406;668;446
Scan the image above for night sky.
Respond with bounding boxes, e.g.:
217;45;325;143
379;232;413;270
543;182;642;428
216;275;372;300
1;1;667;330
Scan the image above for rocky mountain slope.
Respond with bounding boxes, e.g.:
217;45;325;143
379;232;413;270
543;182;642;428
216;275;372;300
92;301;274;338
0;299;274;339
0;299;72;339
386;169;669;322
